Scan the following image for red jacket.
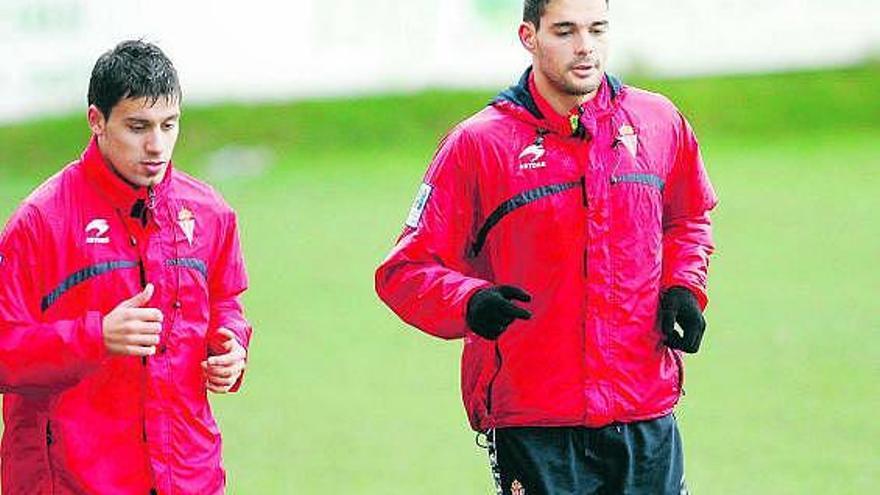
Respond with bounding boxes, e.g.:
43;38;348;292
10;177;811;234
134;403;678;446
0;138;252;494
376;70;717;431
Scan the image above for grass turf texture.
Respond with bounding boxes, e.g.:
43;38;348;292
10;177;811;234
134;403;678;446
0;65;877;493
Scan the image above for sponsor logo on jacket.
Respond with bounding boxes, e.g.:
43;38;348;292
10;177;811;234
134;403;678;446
518;143;546;170
85;219;110;244
405;182;433;228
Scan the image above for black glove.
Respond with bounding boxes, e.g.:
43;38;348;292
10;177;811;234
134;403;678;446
466;285;532;340
659;286;706;353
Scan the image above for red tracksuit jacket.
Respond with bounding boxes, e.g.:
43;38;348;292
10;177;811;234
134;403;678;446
0;137;252;494
376;69;717;431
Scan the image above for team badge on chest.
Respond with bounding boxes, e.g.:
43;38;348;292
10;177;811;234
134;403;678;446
177;207;196;245
618;124;639;159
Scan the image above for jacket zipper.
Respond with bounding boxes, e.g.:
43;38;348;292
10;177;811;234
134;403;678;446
141;189;159;478
133;196;151;441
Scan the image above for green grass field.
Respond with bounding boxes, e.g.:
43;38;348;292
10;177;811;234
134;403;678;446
1;65;878;493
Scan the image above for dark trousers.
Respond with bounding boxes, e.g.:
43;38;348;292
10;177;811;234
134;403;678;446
487;414;688;495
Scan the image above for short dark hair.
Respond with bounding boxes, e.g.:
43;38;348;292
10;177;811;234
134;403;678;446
87;40;181;118
524;0;608;29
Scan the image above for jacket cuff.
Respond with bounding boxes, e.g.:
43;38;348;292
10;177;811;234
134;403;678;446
212;320;251;393
229;370;246;393
662;283;708;310
444;279;494;339
222;320;252;351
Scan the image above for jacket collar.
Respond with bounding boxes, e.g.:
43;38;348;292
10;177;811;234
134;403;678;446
491;66;624;137
81;136;172;211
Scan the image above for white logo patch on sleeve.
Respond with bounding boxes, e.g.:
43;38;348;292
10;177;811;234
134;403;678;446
405;182;433;228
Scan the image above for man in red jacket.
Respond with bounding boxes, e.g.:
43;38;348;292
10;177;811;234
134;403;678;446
0;40;252;494
376;0;716;493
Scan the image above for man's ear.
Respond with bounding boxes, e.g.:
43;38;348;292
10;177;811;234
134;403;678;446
87;105;106;136
519;22;538;53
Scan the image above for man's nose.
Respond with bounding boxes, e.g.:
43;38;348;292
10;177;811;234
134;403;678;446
574;32;596;56
144;128;163;155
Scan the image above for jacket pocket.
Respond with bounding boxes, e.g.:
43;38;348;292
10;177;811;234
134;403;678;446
672;349;685;396
484;343;503;417
469;180;582;257
44;418;57;489
609;170;664;282
610;172;665;190
461;336;502;430
166;257;211;333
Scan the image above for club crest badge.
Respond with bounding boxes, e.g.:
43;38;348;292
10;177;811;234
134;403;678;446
511;479;525;495
177;207;195;245
618;124;639;158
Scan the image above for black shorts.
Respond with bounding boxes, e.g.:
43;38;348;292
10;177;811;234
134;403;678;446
486;414;688;495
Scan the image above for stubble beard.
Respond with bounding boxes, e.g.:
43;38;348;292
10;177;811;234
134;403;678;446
557;66;602;97
540;59;603;99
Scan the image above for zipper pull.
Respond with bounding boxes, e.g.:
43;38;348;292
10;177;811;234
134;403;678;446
147;186;156;210
535;128;548;146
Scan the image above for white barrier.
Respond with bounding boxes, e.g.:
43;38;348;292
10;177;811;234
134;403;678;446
0;0;877;123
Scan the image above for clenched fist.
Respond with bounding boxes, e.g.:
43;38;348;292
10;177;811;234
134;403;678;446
103;283;163;357
202;327;246;394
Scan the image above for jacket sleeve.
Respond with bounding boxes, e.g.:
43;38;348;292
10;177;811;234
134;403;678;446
375;128;492;340
208;208;252;392
0;205;106;394
661;113;719;309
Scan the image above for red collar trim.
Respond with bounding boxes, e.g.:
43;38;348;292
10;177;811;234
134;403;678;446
527;72;614;136
81;136;172;210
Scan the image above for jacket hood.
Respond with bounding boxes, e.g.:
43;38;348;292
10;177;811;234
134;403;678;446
491;67;624;137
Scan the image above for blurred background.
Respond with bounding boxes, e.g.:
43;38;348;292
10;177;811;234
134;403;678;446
1;0;878;493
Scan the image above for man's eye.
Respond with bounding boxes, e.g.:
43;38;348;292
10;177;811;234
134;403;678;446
129;125;146;132
162;122;176;131
557;30;573;37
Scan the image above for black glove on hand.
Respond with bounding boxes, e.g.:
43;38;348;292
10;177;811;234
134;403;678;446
466;285;532;340
659;286;706;353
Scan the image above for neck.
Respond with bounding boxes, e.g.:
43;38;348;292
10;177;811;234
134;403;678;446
532;68;599;116
95;142;139;191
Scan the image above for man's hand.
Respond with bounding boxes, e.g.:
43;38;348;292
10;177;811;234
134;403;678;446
202;327;246;394
659;286;706;353
466;285;532;340
103;284;163;356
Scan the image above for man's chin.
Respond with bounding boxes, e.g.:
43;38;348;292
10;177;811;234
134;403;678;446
564;77;602;97
129;173;165;189
564;71;603;95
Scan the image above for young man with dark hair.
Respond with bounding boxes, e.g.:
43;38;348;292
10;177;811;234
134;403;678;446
376;0;716;493
0;40;252;494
